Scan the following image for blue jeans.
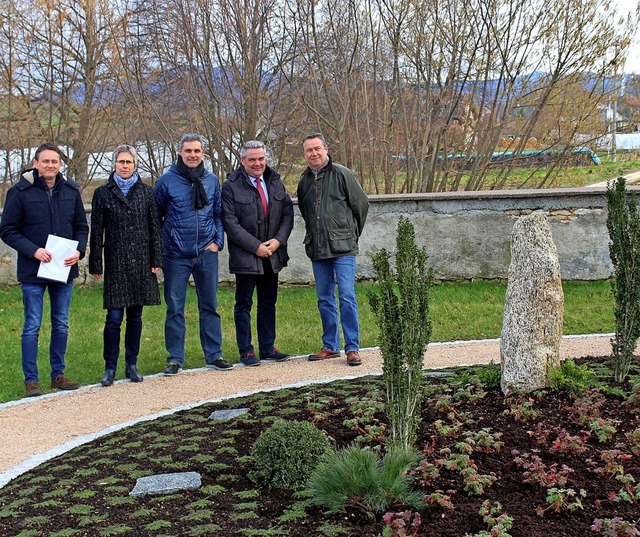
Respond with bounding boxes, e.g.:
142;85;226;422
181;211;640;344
21;282;74;384
163;250;222;366
103;306;143;371
312;256;360;353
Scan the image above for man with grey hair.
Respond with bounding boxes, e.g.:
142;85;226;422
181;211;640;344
222;141;294;366
154;133;231;374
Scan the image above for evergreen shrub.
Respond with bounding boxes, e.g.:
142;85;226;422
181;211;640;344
368;217;433;450
606;177;640;381
249;419;332;490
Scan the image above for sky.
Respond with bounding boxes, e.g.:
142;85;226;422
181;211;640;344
616;0;640;73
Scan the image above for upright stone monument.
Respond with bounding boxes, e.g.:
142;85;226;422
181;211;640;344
500;212;564;394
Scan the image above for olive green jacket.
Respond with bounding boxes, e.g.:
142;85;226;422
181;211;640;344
297;157;369;261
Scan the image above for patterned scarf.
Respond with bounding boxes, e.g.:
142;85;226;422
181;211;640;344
114;171;139;197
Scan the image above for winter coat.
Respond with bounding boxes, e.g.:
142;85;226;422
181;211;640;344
89;174;163;309
296;156;369;261
222;165;294;275
154;163;224;259
0;169;88;283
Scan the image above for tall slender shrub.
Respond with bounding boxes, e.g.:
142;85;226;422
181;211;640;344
606;177;640;382
368;217;433;450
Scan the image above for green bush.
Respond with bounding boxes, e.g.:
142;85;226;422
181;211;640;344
606;176;640;382
548;359;597;394
477;364;502;389
368;217;433;450
249;419;332;490
307;445;423;517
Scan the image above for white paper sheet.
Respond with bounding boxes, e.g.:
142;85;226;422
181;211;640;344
37;235;79;283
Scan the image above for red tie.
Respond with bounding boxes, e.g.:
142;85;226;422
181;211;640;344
255;177;268;217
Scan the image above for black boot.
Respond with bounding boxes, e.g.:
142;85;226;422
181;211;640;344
100;369;115;387
125;364;143;383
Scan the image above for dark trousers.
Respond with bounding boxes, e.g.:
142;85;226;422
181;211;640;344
103;305;143;371
234;260;278;357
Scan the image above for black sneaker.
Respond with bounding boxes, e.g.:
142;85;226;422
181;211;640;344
206;358;233;371
164;362;182;376
261;348;290;362
241;352;261;367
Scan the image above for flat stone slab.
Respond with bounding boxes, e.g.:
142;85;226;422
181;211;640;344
130;472;201;497
208;408;250;421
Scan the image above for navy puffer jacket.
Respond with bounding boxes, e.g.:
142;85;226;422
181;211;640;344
154;163;224;259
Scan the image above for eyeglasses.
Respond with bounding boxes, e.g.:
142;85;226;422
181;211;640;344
116;160;134;165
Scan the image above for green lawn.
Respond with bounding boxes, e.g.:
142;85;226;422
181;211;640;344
477;157;640;189
0;280;615;403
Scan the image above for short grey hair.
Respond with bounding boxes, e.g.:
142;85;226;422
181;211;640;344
240;140;266;159
179;133;206;149
112;144;138;168
302;132;327;147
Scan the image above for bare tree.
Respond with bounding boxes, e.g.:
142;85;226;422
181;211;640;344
0;0;637;201
124;0;295;179
2;0;124;191
101;0;181;182
286;0;372;171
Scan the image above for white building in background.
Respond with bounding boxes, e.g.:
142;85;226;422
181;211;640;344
594;133;640;151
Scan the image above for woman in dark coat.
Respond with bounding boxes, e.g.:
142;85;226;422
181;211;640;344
89;145;163;386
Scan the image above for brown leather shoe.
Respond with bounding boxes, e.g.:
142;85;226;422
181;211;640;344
308;348;340;361
25;382;43;397
346;351;362;366
50;375;81;390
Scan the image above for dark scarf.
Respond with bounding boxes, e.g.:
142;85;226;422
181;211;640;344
176;155;209;210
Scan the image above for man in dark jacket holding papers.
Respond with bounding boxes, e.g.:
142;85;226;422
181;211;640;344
0;142;88;398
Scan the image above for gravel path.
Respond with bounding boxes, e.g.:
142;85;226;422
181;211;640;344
0;334;613;487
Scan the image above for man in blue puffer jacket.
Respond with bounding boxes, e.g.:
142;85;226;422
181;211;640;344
154;133;231;374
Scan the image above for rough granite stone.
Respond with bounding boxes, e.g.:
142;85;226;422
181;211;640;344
500;212;564;394
130;472;201;497
208;408;250;421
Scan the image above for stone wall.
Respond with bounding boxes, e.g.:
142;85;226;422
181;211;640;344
0;186;624;285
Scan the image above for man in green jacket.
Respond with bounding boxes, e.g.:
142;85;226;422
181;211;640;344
297;133;369;366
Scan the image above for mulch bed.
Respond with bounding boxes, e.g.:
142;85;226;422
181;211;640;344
0;356;638;536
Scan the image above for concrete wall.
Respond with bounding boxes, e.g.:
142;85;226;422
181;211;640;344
0;187;621;285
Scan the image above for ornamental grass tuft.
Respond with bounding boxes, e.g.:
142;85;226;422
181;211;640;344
307;445;423;517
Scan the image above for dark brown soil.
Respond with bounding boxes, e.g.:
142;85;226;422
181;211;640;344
0;357;639;537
